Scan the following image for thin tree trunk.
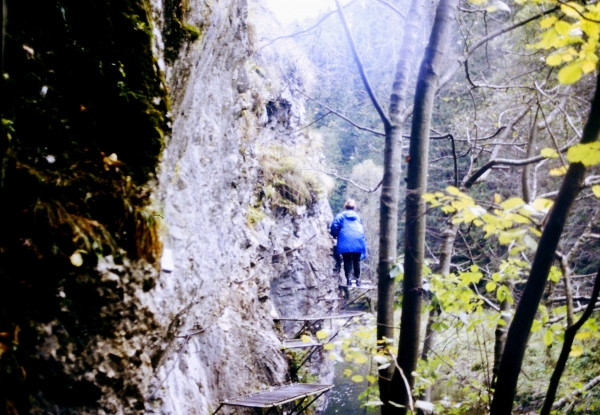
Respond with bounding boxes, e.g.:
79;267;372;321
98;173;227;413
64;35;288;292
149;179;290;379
492;281;513;387
540;266;600;415
393;0;458;413
522;109;539;203
418;219;457;404
490;72;600;415
375;0;422;406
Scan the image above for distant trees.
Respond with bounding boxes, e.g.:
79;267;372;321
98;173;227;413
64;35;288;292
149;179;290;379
263;0;600;412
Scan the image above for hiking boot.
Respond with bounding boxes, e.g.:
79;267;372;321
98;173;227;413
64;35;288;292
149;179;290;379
355;279;362;287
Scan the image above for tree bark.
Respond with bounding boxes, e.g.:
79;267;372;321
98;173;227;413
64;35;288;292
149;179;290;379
540;266;600;415
492;281;513;387
375;0;422;406
490;72;600;415
393;0;458;413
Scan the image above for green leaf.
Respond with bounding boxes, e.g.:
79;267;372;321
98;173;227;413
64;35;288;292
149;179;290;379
486;281;497;292
351;375;364;383
558;62;583;84
544;329;554;346
593;185;600;199
301;335;312;343
531;319;543;333
323;343;336;350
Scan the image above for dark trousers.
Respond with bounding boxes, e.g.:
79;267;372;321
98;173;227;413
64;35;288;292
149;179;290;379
342;253;361;281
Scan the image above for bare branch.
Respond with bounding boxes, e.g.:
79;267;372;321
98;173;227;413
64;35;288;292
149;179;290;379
313;167;383;193
335;0;392;128
463;143;570;189
295;88;385;136
553;375;600;409
258;0;359;50
374;0;406;19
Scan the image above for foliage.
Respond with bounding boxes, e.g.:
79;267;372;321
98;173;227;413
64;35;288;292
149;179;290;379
257;144;324;211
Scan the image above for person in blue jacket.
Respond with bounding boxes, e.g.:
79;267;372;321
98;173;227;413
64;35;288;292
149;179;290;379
330;198;366;287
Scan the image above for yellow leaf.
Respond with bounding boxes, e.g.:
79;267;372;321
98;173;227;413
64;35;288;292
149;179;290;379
592;185;600;199
558;62;583;84
316;330;329;340
494;193;501;204
355;355;368;364
528;227;542;237
569;344;584;357
550;166;568;176
537;29;559;50
540;16;557;29
567;142;600;166
486;281;497;292
562;54;574;62
541;147;560;158
582;60;597;74
301;335;312;343
554;21;572;36
70;252;83;267
323;343;336;350
546;53;563;66
487;5;498;12
501;197;525;210
343;368;353;377
367;375;377;383
561;2;584;18
446;186;460;195
351;375;364;383
575;331;592;340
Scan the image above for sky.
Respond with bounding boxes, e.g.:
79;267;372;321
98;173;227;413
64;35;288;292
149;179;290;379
263;0;336;25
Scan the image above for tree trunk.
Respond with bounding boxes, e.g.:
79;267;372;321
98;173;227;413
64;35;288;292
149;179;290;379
376;0;422;406
540;266;600;415
490;72;600;415
393;0;458;413
492;281;513;387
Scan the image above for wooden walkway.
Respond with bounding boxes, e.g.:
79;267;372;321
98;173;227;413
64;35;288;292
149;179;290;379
212;383;333;414
274;311;364;321
282;339;322;349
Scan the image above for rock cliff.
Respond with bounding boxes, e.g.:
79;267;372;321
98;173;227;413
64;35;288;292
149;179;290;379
145;0;338;413
2;0;338;414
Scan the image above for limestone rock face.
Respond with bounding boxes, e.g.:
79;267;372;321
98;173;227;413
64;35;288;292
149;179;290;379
142;0;337;413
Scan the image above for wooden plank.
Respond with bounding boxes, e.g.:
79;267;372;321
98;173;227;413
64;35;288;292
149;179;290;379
274;311;364;321
221;384;333;408
282;340;321;349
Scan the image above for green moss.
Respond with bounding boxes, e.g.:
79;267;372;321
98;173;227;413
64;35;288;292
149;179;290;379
162;0;204;62
183;24;203;42
247;205;265;228
0;0;169;411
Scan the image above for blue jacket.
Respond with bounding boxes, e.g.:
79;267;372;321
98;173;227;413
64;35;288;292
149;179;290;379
330;209;366;257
